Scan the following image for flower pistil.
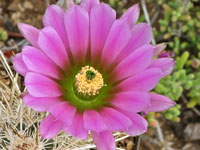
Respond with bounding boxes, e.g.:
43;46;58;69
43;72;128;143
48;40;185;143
74;66;105;98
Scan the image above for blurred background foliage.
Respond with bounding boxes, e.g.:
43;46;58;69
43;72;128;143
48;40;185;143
106;0;200;125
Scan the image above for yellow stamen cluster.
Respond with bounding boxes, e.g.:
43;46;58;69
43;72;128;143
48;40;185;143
74;66;105;97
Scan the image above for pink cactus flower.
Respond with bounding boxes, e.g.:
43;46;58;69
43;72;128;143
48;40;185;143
13;0;175;149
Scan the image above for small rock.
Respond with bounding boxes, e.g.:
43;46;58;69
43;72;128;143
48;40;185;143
182;110;194;124
191;58;200;69
11;12;21;24
11;12;21;20
126;141;134;150
184;123;200;141
183;142;200;150
8;0;19;11
23;1;34;9
18;3;25;12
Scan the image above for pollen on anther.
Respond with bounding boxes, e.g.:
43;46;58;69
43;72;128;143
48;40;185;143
74;66;105;97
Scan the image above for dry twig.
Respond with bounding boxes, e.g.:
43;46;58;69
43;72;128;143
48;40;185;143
141;0;156;45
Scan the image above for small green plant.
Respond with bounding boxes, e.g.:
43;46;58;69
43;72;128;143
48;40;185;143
187;72;200;108
146;0;200;122
0;28;8;41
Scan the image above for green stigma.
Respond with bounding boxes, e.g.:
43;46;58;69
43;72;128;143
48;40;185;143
86;70;96;80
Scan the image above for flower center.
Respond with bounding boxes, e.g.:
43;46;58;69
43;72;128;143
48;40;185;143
74;66;105;99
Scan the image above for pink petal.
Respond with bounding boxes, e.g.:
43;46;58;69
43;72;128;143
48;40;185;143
49;102;76;126
22;46;60;79
90;3;116;63
121;4;139;28
112;44;154;80
101;19;131;65
83;110;107;132
12;53;28;76
64;6;89;64
81;0;100;12
118;68;163;92
25;72;62;97
100;107;132;131
40;114;64;139
18;23;39;48
23;94;61;112
122;111;148;136
38;27;69;69
146;93;176;112
117;23;153;62
64;113;88;139
91;131;115;150
126;23;153;51
43;5;70;50
149;58;174;77
111;92;150;113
